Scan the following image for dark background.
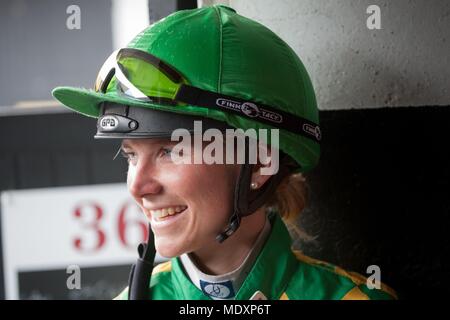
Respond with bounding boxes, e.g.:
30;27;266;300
302;106;449;300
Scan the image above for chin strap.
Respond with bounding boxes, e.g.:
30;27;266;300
216;138;298;243
128;223;156;300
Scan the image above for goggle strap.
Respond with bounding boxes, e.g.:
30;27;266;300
99;68;116;93
175;84;321;143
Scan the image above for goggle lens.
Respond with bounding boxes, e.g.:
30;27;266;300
116;55;181;100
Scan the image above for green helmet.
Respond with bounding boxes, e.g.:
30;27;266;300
52;4;320;172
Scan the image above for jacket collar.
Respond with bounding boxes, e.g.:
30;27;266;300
170;212;298;300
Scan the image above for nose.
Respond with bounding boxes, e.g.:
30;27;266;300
127;159;163;199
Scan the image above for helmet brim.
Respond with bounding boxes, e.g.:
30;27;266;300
52;86;183;118
52;86;233;139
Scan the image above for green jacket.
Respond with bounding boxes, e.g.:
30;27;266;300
116;212;397;300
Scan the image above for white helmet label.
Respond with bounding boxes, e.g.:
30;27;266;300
216;98;283;124
99;115;119;131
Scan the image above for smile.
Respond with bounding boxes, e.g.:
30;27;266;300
149;205;188;221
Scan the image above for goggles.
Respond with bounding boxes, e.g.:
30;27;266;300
94;48;321;143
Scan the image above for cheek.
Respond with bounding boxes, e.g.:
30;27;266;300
183;165;237;218
152;164;240;255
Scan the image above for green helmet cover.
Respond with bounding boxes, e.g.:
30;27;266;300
52;5;320;172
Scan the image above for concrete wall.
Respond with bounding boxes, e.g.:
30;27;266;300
112;0;149;49
201;0;450;110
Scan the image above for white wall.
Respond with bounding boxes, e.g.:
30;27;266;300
200;0;450;110
111;0;149;49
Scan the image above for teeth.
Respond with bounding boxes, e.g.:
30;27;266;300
150;206;187;220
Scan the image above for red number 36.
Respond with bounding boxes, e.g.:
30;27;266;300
73;201;148;253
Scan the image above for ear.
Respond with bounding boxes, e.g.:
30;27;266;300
250;143;279;190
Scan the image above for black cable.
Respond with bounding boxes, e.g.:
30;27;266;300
128;224;156;300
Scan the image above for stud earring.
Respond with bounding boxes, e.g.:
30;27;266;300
250;182;259;190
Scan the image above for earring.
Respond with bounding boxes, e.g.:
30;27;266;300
250;182;259;190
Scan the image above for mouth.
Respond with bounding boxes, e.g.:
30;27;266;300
148;205;188;222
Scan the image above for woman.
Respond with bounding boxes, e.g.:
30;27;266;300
52;5;396;300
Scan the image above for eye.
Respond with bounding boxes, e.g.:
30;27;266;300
160;147;173;157
120;150;136;163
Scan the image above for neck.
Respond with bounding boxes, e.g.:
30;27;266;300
189;208;267;275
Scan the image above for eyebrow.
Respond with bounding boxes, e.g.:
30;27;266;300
120;138;175;149
120;140;133;150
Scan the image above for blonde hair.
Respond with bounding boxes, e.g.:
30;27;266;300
264;172;317;244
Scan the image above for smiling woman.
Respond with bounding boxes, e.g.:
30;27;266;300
52;5;396;300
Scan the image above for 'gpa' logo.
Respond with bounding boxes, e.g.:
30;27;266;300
99;115;119;131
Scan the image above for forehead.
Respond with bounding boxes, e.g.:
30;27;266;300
121;138;175;148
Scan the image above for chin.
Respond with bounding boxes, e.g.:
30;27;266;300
155;240;185;258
